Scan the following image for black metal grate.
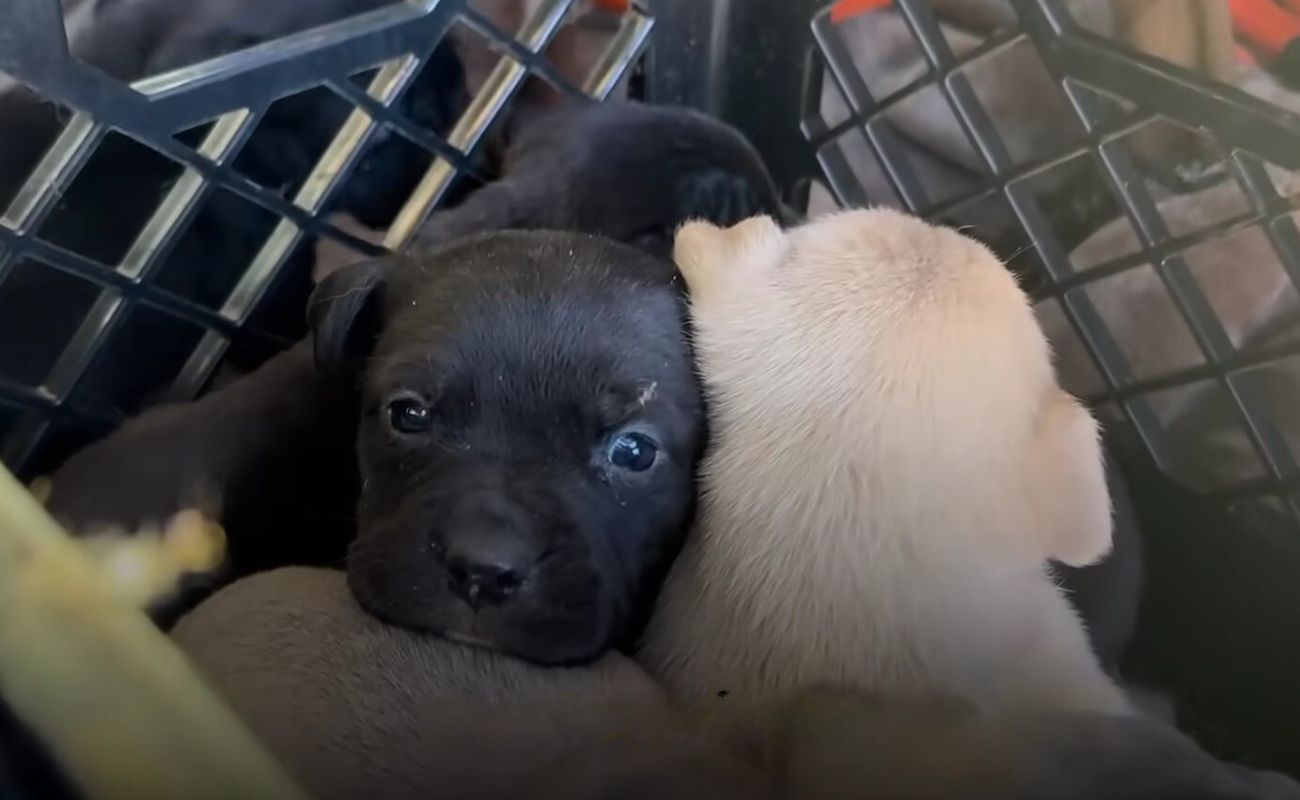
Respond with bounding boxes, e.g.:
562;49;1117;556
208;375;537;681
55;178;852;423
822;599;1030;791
0;0;653;476
804;0;1300;529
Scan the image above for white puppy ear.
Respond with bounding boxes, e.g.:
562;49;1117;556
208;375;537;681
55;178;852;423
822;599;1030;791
1021;391;1114;567
673;215;785;300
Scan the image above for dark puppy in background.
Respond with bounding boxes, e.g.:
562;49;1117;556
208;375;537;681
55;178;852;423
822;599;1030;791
314;232;704;663
42;100;781;645
416;100;784;256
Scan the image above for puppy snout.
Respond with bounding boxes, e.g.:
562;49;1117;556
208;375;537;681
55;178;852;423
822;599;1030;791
438;530;538;609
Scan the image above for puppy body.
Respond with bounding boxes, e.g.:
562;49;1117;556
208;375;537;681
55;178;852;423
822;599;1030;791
172;567;768;800
752;689;1300;800
172;569;1299;800
640;209;1128;714
415;100;784;257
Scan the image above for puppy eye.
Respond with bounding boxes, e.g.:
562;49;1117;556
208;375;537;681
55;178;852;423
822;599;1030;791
606;432;658;472
387;397;432;435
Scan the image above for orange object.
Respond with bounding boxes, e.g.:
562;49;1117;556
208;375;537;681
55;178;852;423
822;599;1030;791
591;0;631;14
1230;0;1300;58
830;0;891;25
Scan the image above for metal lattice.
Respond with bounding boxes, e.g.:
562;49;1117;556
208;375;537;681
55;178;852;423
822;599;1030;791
803;0;1300;529
0;0;653;475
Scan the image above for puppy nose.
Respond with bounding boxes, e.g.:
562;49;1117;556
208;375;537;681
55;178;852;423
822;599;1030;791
441;537;534;609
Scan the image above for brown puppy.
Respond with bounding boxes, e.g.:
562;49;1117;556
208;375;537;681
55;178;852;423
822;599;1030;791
639;209;1127;714
171;568;1300;800
750;689;1300;800
171;567;767;800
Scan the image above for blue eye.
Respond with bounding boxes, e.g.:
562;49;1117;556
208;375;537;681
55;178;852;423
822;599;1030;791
387;397;431;434
606;432;658;472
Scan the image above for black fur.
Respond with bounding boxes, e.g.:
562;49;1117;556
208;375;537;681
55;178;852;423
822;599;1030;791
415;100;786;255
42;100;781;653
311;232;705;664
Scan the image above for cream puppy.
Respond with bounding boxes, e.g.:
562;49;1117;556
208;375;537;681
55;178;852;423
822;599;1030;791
638;209;1129;715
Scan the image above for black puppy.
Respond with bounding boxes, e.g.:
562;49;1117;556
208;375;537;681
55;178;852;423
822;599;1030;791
311;232;704;664
40;100;781;640
418;100;784;256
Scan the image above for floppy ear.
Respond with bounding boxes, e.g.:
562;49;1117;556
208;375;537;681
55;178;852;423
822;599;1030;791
672;215;786;301
1021;391;1114;567
307;257;393;375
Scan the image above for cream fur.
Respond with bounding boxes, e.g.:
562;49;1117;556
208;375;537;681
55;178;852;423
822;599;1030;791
639;209;1129;714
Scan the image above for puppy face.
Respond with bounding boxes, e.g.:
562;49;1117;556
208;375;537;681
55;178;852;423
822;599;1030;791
311;232;704;664
673;210;1112;568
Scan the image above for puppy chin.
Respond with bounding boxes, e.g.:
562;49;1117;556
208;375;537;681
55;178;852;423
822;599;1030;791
438;625;610;666
345;559;615;665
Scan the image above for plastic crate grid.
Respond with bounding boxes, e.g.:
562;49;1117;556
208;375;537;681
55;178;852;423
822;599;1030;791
803;0;1300;526
0;0;652;474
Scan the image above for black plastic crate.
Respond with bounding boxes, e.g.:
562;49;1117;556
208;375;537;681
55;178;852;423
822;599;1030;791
4;0;1300;785
0;0;652;477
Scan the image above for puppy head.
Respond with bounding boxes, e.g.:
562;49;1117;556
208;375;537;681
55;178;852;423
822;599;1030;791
309;231;705;664
674;210;1111;567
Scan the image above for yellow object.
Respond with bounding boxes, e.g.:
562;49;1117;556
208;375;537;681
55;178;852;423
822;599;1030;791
0;465;311;800
78;510;227;609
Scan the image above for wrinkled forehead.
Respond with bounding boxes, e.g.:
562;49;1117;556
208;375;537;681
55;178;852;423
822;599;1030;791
368;276;692;409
